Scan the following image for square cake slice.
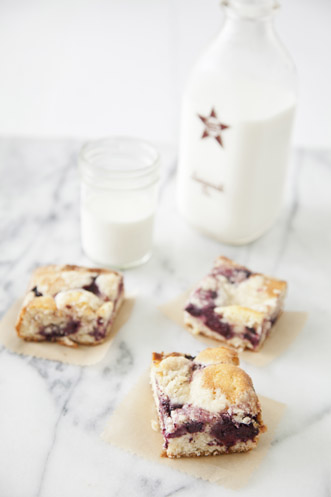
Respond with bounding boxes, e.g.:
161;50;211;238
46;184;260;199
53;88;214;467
184;256;287;351
16;264;124;347
150;347;266;458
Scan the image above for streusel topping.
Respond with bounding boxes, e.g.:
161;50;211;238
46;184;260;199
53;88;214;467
152;347;259;414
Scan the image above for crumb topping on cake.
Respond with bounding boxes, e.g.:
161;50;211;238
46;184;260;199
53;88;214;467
216;306;264;328
29;265;119;293
194;346;239;366
96;273;122;300
201;363;258;410
154;355;192;404
189;369;229;413
151;347;259;414
55;289;101;312
191;272;284;314
30;265;93;296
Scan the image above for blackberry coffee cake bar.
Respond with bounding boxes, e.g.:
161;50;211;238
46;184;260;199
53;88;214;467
184;256;287;351
150;347;266;458
16;265;124;347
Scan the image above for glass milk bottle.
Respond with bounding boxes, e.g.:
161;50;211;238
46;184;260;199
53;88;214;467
177;0;297;245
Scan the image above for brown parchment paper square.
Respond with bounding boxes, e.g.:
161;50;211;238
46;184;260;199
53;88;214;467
158;289;308;367
103;371;286;489
0;297;135;366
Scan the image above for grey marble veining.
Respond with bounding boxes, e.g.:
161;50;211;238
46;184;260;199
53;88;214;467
0;138;331;497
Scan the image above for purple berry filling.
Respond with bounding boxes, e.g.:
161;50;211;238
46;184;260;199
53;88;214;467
213;267;252;284
184;354;196;361
118;280;124;295
31;286;43;297
88;307;116;341
191;363;204;373
160;399;206;447
193;288;218;306
89;317;112;341
185;303;234;339
89;326;107;341
39;320;80;339
198;289;218;300
186;302;262;347
84;275;123;305
160;398;184;418
243;327;260;348
210;413;259;447
168;421;204;439
162;400;259;448
83;277;101;297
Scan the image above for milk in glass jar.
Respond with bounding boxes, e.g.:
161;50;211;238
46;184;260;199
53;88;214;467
79;138;160;268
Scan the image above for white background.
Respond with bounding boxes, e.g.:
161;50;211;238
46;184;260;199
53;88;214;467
0;0;330;148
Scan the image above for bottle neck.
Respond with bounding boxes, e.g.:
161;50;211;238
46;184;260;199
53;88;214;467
220;2;278;43
222;14;274;38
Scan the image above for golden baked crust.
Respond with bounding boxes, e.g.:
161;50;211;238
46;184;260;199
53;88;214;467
214;255;245;269
150;347;266;458
16;264;124;347
215;256;287;299
152;351;184;365
184;255;287;351
28;264;120;297
194;346;239;366
151;347;259;411
263;277;287;298
201;363;258;409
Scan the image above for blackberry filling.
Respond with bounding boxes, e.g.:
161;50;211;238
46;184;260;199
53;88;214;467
89;314;113;341
83;277;101;296
118;280;124;295
89;327;107;341
39;320;80;339
191;363;204;372
185;303;203;318
184;354;196;360
213;267;252;284
243;327;260;348
210;414;259;447
31;286;43;297
197;289;218;300
185;304;234;339
168;421;204;439
160;398;184;418
165;409;258;448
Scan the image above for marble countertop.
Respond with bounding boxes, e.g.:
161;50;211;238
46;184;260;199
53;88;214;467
0;138;330;497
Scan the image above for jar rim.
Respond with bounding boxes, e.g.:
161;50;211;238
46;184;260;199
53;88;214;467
79;136;160;190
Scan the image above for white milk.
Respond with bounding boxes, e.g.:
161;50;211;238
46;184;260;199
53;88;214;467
81;194;154;267
177;76;296;244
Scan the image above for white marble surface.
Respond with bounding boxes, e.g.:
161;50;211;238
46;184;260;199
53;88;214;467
0;139;330;496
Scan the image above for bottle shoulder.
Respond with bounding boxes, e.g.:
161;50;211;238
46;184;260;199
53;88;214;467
187;27;297;92
184;31;297;120
195;43;295;76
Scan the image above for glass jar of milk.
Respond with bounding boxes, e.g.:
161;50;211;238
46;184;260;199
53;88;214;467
177;0;297;245
79;137;160;268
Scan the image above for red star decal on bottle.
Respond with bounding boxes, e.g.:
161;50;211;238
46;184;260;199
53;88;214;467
198;108;229;148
